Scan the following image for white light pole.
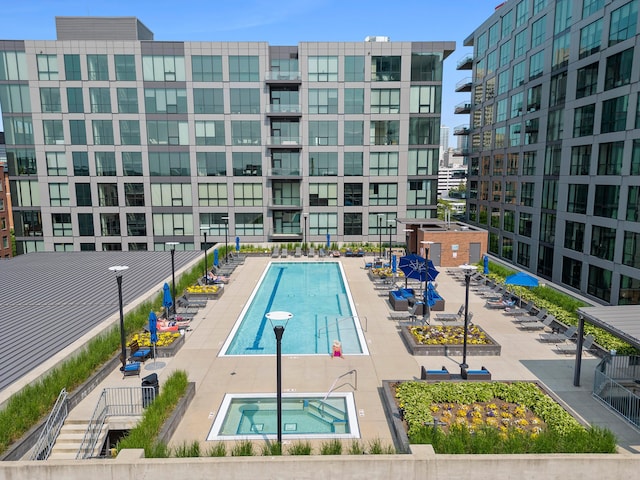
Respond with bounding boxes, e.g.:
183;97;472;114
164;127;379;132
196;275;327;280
266;311;293;447
222;216;229;263
459;264;478;376
109;265;129;372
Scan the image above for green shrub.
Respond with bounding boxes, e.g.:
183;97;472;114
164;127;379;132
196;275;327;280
287;441;312;455
320;439;342;455
261;441;282;456
347;440;364;454
173;440;201;457
206;443;227;457
231;440;255;456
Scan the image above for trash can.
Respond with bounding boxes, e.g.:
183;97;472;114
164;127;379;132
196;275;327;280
141;373;159;408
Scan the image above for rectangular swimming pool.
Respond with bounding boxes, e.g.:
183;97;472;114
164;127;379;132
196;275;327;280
220;262;367;356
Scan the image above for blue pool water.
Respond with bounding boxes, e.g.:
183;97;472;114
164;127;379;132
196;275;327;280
207;393;360;440
221;262;367;356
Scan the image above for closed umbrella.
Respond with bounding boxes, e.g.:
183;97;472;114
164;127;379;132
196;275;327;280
213;249;219;267
483;254;489;275
235;236;240;252
391;254;397;282
148;310;158;365
326;233;331;249
162;282;173;320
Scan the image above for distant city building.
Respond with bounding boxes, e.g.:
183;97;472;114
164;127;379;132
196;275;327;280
437;166;467;198
458;0;640;306
0;17;454;254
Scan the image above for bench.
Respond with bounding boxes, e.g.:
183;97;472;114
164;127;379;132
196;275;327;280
462;366;491;380
119;354;141;378
389;288;415;311
421;366;451;380
129;339;151;363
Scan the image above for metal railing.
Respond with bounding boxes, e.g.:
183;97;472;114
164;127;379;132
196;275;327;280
592;355;640;430
30;389;68;460
317;315;367;338
323;370;358;401
77;386;156;459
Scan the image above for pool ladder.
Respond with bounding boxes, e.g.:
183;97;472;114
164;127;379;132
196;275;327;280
323;369;358;401
316;316;367;338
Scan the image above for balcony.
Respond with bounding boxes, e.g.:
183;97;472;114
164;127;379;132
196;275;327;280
455;77;472;92
453;124;470;135
265;104;302;116
452;148;470;157
268;198;302;209
454;102;471;114
456;55;473;70
267;167;302;178
265;71;302;83
267;136;302;148
268;228;303;241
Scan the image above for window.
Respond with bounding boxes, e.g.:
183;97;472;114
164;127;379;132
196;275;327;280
192;55;222;81
143;55;186;81
504;210;515;232
552;32;570;69
114;54;136;81
529;51;544;79
570;145;591;175
67;120;85;145
619;274;640;304
407;179;435;205
151;183;192;206
309;183;338;206
488;21;500;47
344;56;364;81
629;186;640;221
231;120;261;145
98;183;118;206
308;56;338;82
591;225;616;261
564;221;585;252
40;87;61;112
369;183;398;205
541;180;557;210
497;71;509;96
549;72;567;106
119;120;141;145
594;185;620;218
510;91;524;117
527;85;542;112
623;231;640;267
87;54;108;80
344;88;364;113
45;152;66;176
597;142;624;175
4;117;34;145
579;19;603;58
372;56;401;81
520;182;535;207
632;140;640;174
122;152;143;176
516;0;529;27
309;121;338;145
194;120;224;146
344;152;363;176
230;88;261;114
605;47;634;90
410;86;440;113
43;120;64;145
194;88;224;114
371;89;401;114
147;120;189;145
609;0;638;46
509;123;521;147
72;152;89;176
573;104;595;137
232;152;262;176
6;149;36;176
270;150;300;176
67;87;84;113
546;109;564;141
0;85;30;114
587;265;612;302
235;212;263;236
92;120;114;145
554;0;572;33
344;121;364;146
601;96;628;133
309;152;338;176
343;212;362;236
64;54;81;80
502;9;514;36
514;30;527;58
370;152;398;176
344;184;363;206
525;118;539;145
233;183;262;206
127;213;146;236
512;61;525;87
198;183;228;207
52;213;72;237
75;183;92;207
576;62;598;98
100;213;121;236
229;56;259;81
566;184;588;214
409;118;438;145
49;183;70;206
499;41;512;67
308;89;338;114
152;213;193;236
37;54;58;80
89;87;111;113
144;88;187;113
197;152;226;176
149;152;190;176
519;212;533;237
583;0;604;18
531;16;547;48
78;213;94;236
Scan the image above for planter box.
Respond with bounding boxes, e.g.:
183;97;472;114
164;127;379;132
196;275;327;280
153;332;185;358
400;325;502;356
186;286;224;300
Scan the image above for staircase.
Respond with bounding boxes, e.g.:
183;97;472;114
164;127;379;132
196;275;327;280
48;419;107;460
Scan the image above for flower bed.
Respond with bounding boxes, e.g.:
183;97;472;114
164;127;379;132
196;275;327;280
130;331;185;358
185;284;224;300
400;324;501;356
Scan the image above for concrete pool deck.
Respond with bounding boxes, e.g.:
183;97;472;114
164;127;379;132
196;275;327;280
63;254;640;454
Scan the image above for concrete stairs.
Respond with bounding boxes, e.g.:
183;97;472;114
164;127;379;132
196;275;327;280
48;419;106;460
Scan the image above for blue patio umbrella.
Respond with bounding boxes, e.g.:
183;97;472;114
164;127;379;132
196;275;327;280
235;236;240;252
326;233;331;249
505;271;538;306
148;310;158;364
425;259;440;282
483;254;489;275
162;282;173;319
399;253;426;288
213;249;219;267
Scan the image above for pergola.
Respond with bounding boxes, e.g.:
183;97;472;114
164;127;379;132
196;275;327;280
573;305;640;386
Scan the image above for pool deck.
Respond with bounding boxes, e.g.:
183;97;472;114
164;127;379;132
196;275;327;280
65;255;640;453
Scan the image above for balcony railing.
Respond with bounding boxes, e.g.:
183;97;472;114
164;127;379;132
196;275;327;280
267;136;302;146
455;77;472;92
457;55;473;70
453;124;470;135
268;167;302;176
265;71;302;81
454;102;471;114
265;104;302;114
269;198;302;207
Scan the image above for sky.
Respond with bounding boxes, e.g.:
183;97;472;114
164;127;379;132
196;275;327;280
0;0;501;139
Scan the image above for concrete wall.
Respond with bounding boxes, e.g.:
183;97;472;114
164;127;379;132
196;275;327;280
1;446;638;480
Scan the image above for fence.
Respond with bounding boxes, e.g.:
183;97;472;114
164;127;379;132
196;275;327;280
592;355;640;430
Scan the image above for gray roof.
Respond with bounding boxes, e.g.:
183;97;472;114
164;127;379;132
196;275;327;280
0;251;202;393
577;305;640;350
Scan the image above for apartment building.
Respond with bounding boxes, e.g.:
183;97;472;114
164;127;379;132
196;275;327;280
0;16;454;254
460;0;640;305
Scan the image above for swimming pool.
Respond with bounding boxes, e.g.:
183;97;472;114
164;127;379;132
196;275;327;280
221;262;368;356
207;392;360;441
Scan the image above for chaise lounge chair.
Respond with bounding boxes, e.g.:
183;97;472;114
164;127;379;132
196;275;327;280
271;246;280;258
556;334;595;355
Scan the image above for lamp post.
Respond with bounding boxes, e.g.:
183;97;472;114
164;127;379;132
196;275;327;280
166;242;179;315
109;265;129;372
266;311;293;447
202;231;208;279
377;214;384;260
403;228;413;255
459;264;478;376
222;216;229;264
303;212;308;256
388;220;395;260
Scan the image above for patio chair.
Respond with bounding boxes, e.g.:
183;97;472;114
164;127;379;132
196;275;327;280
435;304;464;322
462;366;491;380
421;366;450;380
539;325;577;343
271;246;280;258
513;309;547;324
128;339;151;363
556;334;595;355
295;246;302;257
319;248;326;257
308;247;315;257
281;248;288;258
518;315;555;332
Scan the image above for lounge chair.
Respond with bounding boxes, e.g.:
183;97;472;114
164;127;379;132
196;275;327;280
518;315;555;332
556;334;595;355
128;340;151;363
295;246;302;257
308;247;315;257
178;294;207;309
281;248;288;258
271;246;280;258
485;298;516;309
435;304;464;322
513;309;547;324
539;325;577;343
319;248;326;257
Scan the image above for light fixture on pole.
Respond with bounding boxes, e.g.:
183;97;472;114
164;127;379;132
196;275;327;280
303;213;308;256
377;214;384;259
388;220;395;260
166;242;179;316
265;310;293;447
459;264;478;376
403;228;413;255
109;265;129;372
201;229;208;280
222;216;229;264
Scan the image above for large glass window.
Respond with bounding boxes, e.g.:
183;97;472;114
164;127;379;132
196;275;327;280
86;54;108;80
143;55;186;81
549;72;567;106
587;265;612;302
147;120;189;145
122;152;143;176
514;30;527;58
63;54;81;80
43;120;64;145
98;183;118;206
512;61;525;87
410;86;440;113
309;183;338;206
271;151;300;176
576;62;598;98
309;152;338;176
230;88;261;114
564;221;585;252
546;109;564;141
89;87;111;113
628;186;640;221
573;104;595;137
370;152;398;176
343;212;362;236
344;152;363;176
371;89;400;114
308;88;338;114
115;55;136;81
115;88;137;113
152;213;193;236
52;213;72;237
570;145;591;175
149;152;191;176
583;0;604;18
407;180;435;205
92;120;114;145
235;213;263;236
593;185;620;218
308;56;338;82
609;0;638;46
309;121;338;145
567;184;588;214
531;16;547;47
409;118;438;145
411;53;442;81
229;56;259;81
232;152;262;176
4;117;34;145
591;225;616;261
39;87;60;113
144;88;187;114
579;19;603;58
194;120;225;146
344;88;364;114
370;120;399;145
519;212;533;237
192;55;223;81
233;183;262;206
198;183;228;206
126;213;146;236
196;152;226;176
194;88;224;114
37;54;58;80
344;184;363;206
72;152;89;176
601;96;627;133
369;183;398;205
124;183;144;207
552;32;570;69
344;56;364;81
554;0;572;33
529;51;544;79
66;87;84;113
605;47;634;90
151;183;192;206
499;40;512;67
623;231;640;267
597;141;624;175
344;121;363;146
371;56;401;81
46;152;66;176
119;120;141;145
78;213;94;236
49;183;70;206
95;152;116;176
516;0;529;27
231;120;261;145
